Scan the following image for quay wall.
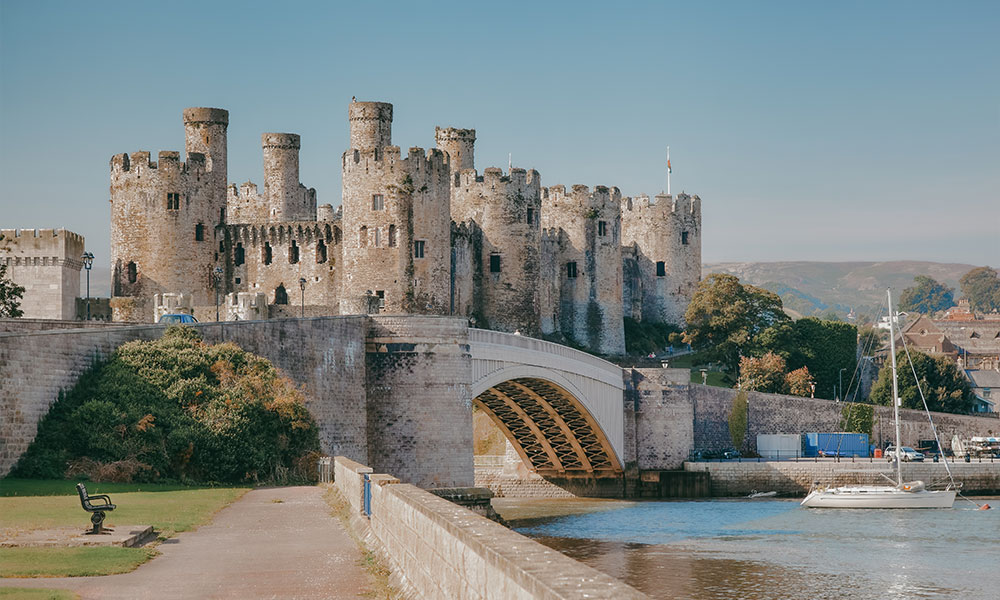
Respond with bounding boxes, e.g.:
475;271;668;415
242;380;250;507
684;460;1000;496
332;456;647;600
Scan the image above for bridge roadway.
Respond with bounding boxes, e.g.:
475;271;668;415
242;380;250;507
468;328;626;478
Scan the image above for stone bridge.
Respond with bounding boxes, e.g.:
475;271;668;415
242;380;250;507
4;315;997;496
468;329;625;478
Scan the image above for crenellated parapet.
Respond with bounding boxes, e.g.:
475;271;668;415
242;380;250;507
621;192;702;326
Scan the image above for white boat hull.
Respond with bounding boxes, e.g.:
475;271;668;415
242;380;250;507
801;485;955;509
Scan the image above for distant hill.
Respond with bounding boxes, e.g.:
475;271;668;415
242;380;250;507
704;261;980;321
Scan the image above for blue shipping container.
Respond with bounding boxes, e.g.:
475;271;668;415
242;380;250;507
803;433;870;457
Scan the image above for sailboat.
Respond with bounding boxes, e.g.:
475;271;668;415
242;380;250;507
801;289;957;509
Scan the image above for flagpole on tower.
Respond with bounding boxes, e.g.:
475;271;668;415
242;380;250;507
667;146;672;196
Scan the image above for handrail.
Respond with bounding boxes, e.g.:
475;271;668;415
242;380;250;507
468;328;622;377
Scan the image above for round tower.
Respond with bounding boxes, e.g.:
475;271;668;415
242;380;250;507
341;100;452;315
620;193;702;326
183;107;228;185
348;101;393;152
452;167;541;334
541;184;624;355
262;133;310;221
435;127;476;176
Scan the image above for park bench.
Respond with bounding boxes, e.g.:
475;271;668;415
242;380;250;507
77;482;116;534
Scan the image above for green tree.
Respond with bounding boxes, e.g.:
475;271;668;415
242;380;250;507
959;266;1000;314
840;403;874;437
729;391;748;450
869;349;975;414
757;317;857;400
898;275;954;314
0;234;25;318
682;274;788;375
738;352;787;393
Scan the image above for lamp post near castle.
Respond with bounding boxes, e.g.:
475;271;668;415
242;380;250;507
81;252;94;320
299;278;306;318
213;267;223;322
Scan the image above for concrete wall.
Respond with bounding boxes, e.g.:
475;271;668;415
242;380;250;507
685;460;1000;496
332;456;647;599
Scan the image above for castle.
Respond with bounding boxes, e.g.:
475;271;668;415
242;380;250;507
109;101;701;355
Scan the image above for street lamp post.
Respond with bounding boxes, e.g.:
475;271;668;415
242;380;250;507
839;367;847;402
299;278;306;318
213;266;224;322
81;252;94;320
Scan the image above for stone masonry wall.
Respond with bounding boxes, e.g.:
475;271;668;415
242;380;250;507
1;228;85;320
365;315;474;488
685;460;1000;496
0;317;370;477
333;456;647;599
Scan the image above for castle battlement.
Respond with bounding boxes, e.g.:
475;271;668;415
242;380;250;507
455;167;541;193
623;192;701;219
1;228;86;267
543;184;622;211
110;150;207;177
343;145;450;180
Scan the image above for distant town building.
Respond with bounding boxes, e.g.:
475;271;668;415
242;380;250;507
0;228;85;320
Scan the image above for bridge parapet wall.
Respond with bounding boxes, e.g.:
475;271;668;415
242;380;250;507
332;456;648;599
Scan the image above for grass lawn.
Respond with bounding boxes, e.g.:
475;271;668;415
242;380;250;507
0;588;78;599
0;547;156;578
0;479;248;578
665;352;735;387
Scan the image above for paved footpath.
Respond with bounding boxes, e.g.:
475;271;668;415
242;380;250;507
0;486;378;599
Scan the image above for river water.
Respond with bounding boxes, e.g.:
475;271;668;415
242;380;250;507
494;497;1000;600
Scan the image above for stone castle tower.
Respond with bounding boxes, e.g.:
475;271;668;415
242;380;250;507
107;100;703;356
340;101;452;315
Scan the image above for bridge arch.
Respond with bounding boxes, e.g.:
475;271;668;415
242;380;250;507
468;329;625;477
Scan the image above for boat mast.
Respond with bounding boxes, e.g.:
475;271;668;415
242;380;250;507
887;288;903;486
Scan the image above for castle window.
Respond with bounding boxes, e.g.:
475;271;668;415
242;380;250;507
334;227;342;245
167;192;180;210
235;277;241;285
219;241;225;253
195;223;205;241
598;220;607;236
681;231;689;245
388;224;397;247
275;285;288;305
234;243;245;266
359;226;368;247
127;261;137;283
527;207;534;225
566;261;577;278
317;239;327;263
289;240;299;264
220;207;226;224
376;290;385;309
414;240;425;259
372;194;384;211
490;254;501;273
263;242;272;265
656;261;666;277
374;227;382;247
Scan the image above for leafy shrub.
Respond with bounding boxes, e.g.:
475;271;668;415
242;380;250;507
624;318;680;356
12;326;320;484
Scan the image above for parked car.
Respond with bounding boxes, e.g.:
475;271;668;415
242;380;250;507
885;446;924;462
158;313;198;324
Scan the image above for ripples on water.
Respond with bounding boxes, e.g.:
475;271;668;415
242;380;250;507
499;498;1000;600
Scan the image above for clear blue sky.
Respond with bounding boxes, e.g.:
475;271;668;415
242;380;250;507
1;1;997;267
